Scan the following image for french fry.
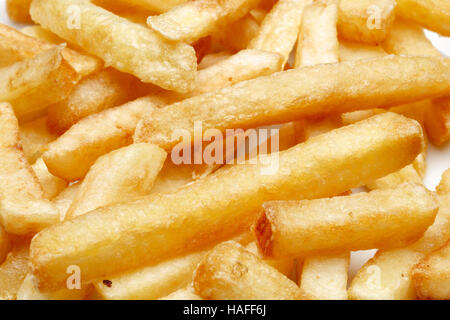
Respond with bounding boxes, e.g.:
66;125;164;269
295;0;339;68
0;225;10;265
413;241;450;300
30;0;197;93
193;241;301;300
6;0;32;22
425;98;450;147
339;40;386;61
67;143;167;219
0;23;102;76
148;0;260;43
47;68;137;134
17;273;88;300
32;158;67;200
337;0;397;44
248;0;312;65
0;238;30;300
349;168;450;300
43;96;170;181
20;25;67;46
396;0;450;37
0;103;60;235
0;48;79;122
246;242;293;277
53;183;81;222
19;117;58;164
215;14;260;52
198;52;232;69
159;286;203;300
255;183;438;259
299;254;350;300
94;0;188;14
30;112;424;290
134;56;450;151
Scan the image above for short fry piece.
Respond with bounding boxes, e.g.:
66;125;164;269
32;158;67;200
256;184;438;258
147;0;260;43
0;239;29;300
6;0;32;22
30;113;424;290
67;143;167;219
337;0;396;44
30;0;197;92
19;117;58;164
193;241;301;300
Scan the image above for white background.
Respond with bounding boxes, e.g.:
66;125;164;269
1;0;449;278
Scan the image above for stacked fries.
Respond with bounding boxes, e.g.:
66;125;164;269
0;0;449;300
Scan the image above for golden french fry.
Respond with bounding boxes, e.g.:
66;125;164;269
256;184;438;259
6;0;32;22
30;113;424;290
412;241;450;300
299;254;350;300
43;96;170;181
95;0;188;14
30;0;197;93
67;143;166;219
0;225;10;265
159;286;203;300
0;48;79;122
0;23;101;76
193;241;301;300
248;0;312;65
19;117;58;165
21;25;66;45
0;103;60;235
396;0;450;37
147;0;259;43
425;98;450;147
215;14;260;52
0;238;29;300
198;52;232;70
32;158;67;200
134;56;450;151
339;40;386;61
246;242;293;277
47;68;137;134
295;0;339;68
349;168;450;300
337;0;396;44
53;183;81;222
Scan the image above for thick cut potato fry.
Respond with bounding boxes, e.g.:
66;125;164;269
0;238;29;300
215;14;260;51
47;68;137;134
396;0;450;37
339;40;386;61
193;241;301;300
30;113;424;290
425;98;450;146
0;23;101;76
32;158;67;200
134;56;450;151
349;168;450;300
246;242;293;277
256;184;438;259
299;254;349;300
338;0;396;44
19;117;57;165
159;286;203;300
17;273;88;300
67;143;166;219
6;0;32;22
0;225;10;265
53;183;81;222
43;96;170;181
0;48;79;122
0;104;60;235
295;0;339;68
30;0;197;93
147;0;260;43
413;241;450;300
248;0;312;65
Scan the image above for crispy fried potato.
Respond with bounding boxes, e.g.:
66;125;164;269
295;0;339;68
413;241;450;300
425;98;450;146
299;254;349;300
0;225;10;265
396;0;450;37
256;184;438;259
0;103;60;235
159;286;203;300
43;96;170;181
147;0;260;43
47;68;137;134
32;158;67;200
198;52;232;69
339;40;386;61
19;117;58;164
338;0;396;44
30;0;197;93
6;0;32;22
20;25;66;45
246;242;293;277
94;0;188;14
53;183;81;222
215;14;260;51
0;238;30;300
67;143;166;219
30;113;424;290
248;0;312;65
0;48;79;122
193;241;301;300
134;56;450;151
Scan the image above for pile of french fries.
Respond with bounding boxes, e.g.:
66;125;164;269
0;0;449;300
